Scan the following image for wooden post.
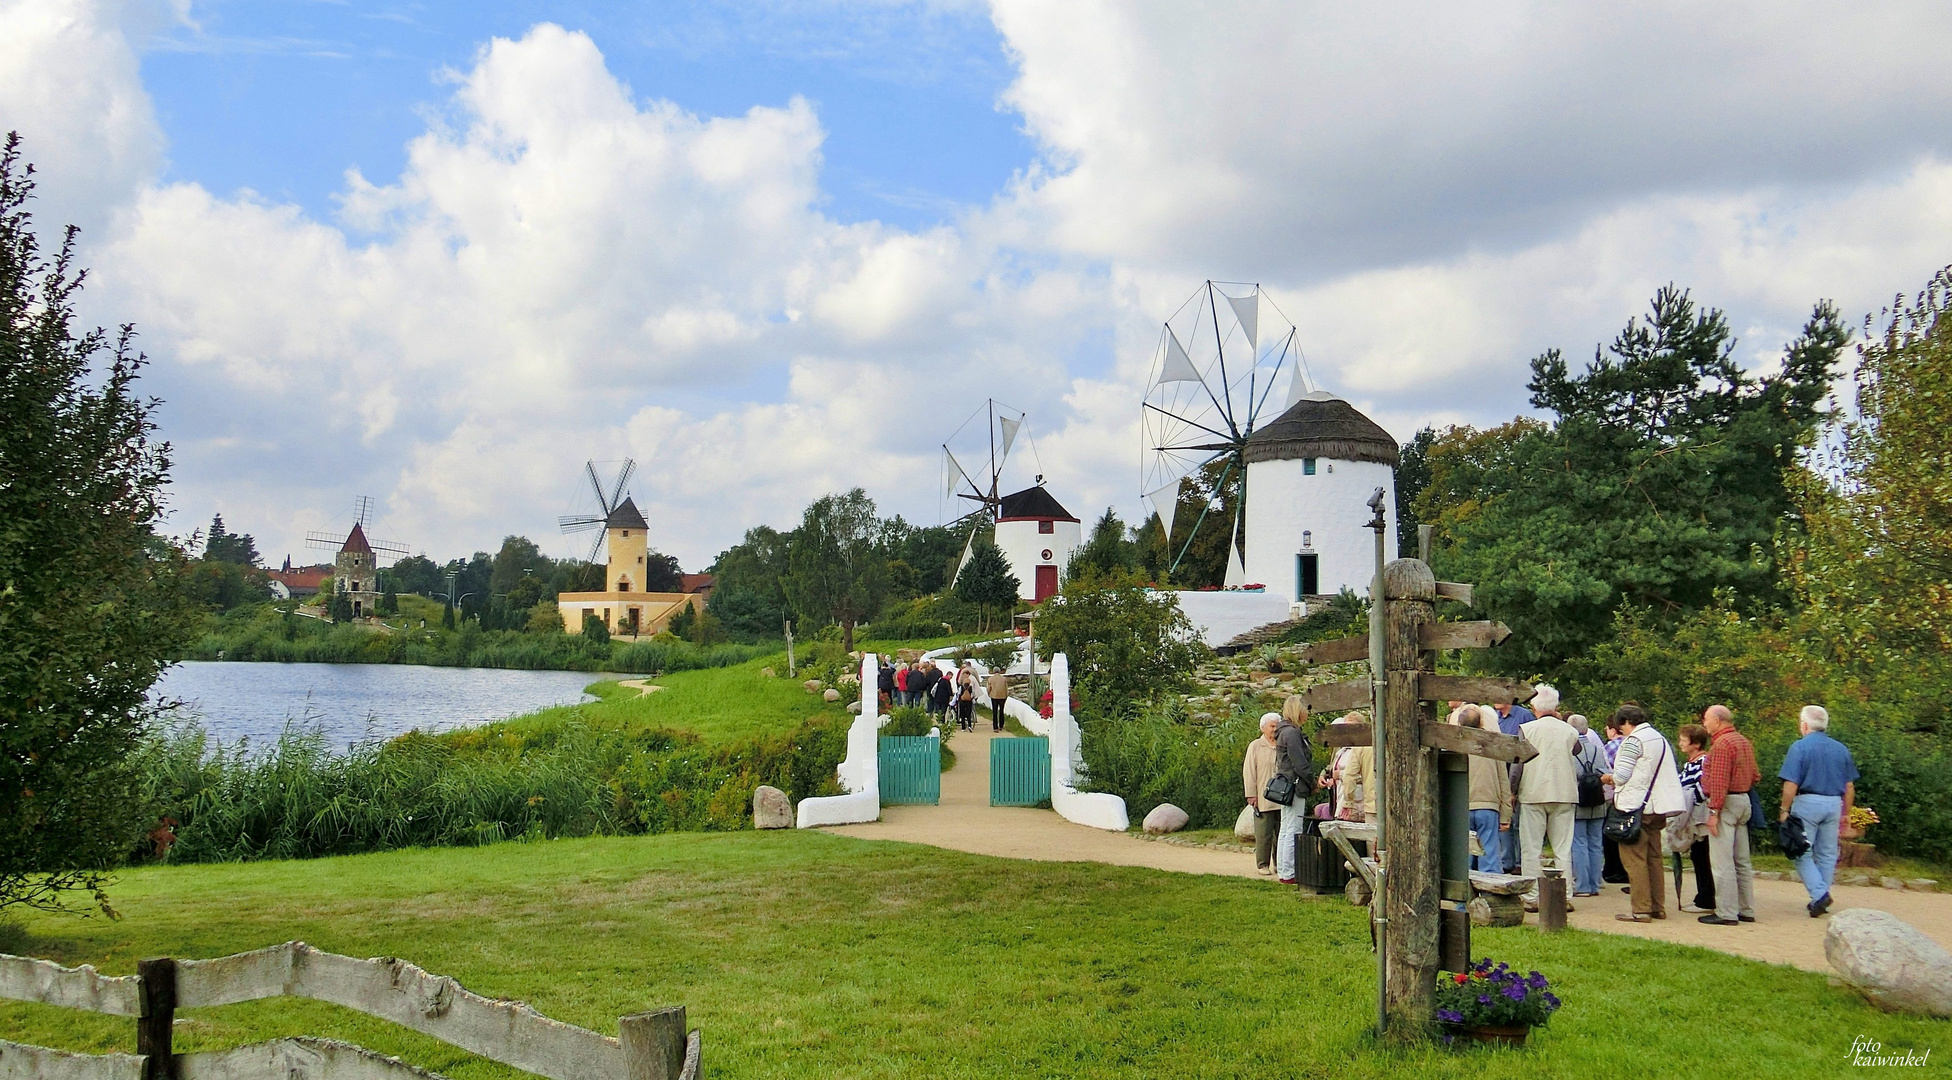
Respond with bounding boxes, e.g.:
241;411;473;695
1539;870;1568;932
1381;558;1438;1040
621;1006;688;1080
136;957;175;1080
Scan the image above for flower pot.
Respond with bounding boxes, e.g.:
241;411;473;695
1454;1024;1530;1048
1838;841;1883;868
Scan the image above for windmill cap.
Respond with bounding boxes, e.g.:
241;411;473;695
998;485;1077;522
340;522;374;554
606;497;649;530
1244;394;1399;466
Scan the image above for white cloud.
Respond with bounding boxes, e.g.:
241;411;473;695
6;2;1952;572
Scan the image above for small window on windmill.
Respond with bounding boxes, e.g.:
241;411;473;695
1302;530;1313;550
1038;520;1054;534
1304;457;1317;475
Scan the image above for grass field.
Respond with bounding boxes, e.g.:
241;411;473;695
448;656;851;747
1;833;1938;1079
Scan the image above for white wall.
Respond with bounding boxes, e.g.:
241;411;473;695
1170;590;1298;648
1242;456;1397;601
994;518;1082;600
795;654;883;827
1046;654;1129;831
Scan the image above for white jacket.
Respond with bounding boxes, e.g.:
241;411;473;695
1611;725;1686;816
1516;715;1581;804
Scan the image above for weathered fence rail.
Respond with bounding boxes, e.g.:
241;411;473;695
0;942;699;1080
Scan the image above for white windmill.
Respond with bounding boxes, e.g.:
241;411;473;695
1139;281;1311;584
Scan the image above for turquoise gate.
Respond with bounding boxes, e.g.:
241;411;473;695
990;736;1052;807
879;736;940;805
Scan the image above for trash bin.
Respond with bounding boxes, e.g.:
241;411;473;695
1295;817;1352;894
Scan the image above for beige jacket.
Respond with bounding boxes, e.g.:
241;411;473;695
1243;739;1280;812
1469;753;1513;824
1517;715;1581;805
1336;744;1378;817
985;672;1009;699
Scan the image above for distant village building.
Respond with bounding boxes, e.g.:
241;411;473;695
1241;390;1399;603
992;484;1081;602
556;498;707;637
267;556;331;598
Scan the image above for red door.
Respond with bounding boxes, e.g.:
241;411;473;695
1035;565;1058;602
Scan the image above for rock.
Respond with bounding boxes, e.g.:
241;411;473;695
1885;876;1907;890
1142;804;1190;835
760;667;776;678
1234;805;1257;841
846;700;862;714
753;786;793;829
1825;908;1952;1017
804;679;822;693
823;688;842;702
1907;879;1939;891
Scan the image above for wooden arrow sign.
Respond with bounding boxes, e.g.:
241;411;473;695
1434;581;1474;605
1302;679;1372;713
1318;721;1538;763
1419;674;1535;705
1419;621;1511;651
1300;635;1368;665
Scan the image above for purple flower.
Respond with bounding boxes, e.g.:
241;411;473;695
1478;994;1492;1005
1527;972;1547;989
1437;1009;1464;1023
1504;984;1528;1001
1543;993;1561;1010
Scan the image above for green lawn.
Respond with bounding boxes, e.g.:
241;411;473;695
452;656;852;746
1;833;1937;1079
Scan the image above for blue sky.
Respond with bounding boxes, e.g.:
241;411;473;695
144;1;1033;232
7;1;1952;567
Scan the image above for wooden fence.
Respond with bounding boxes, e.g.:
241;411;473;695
0;941;700;1080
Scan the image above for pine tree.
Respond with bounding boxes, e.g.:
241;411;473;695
955;540;1020;630
441;600;456;630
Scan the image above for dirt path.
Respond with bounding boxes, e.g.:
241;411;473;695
616;679;663;697
825;718;1261;878
827;714;1952;972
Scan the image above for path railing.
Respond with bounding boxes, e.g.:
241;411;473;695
0;941;700;1080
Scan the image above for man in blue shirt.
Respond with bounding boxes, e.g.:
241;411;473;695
1778;704;1860;917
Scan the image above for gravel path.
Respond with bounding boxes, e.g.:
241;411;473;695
827;715;1952;973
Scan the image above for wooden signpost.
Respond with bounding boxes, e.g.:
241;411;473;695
1302;516;1537;1041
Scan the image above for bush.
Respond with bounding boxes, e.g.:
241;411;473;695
1075;699;1261;830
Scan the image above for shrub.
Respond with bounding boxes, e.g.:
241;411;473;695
1075;699;1260;830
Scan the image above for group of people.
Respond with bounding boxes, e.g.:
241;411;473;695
1242;687;1861;926
878;658;1013;733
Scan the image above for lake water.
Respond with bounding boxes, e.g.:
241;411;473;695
151;662;615;748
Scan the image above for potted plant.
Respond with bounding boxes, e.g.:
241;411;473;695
1839;806;1882;867
1434;959;1562;1047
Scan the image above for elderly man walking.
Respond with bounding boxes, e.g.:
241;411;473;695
1272;701;1314;885
1243;715;1282;876
1515;685;1579;913
1780;705;1859;918
1698;704;1761;926
1491;689;1536;872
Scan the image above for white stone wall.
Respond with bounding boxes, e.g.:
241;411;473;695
795;653;883;828
1242;456;1397;601
993;517;1081;600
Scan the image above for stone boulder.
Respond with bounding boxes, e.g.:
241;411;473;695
823;688;842;702
753;786;793;830
846;700;862;714
1143;803;1190;835
1234;805;1257;841
804;679;823;693
760;667;775;678
1825;908;1952;1017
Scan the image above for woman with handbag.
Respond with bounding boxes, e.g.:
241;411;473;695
1601;703;1686;922
1672;724;1717;914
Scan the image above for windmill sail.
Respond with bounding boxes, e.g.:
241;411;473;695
1146;479;1181;541
945;449;974;498
1223;511;1247;587
997;415;1021;463
1226;291;1258;351
1156;327;1204;385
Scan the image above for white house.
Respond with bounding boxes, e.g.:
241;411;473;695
1241;391;1399;604
993;484;1081;602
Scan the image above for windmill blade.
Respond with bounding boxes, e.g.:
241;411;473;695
1145;480;1181;541
1226;290;1258;351
1156;327;1204;385
559;514;605;532
944;449;977;498
997;415;1021;465
585;461;610;514
353;495;375;528
586;531;605;564
305;531;345;550
607;458;636;512
369;539;411;563
1222;506;1246;587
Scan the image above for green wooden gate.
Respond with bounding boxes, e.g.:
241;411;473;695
879;736;940;805
990;736;1051;807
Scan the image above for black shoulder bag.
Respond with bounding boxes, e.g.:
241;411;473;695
1603;736;1667;845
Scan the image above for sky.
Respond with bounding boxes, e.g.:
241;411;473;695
5;1;1952;570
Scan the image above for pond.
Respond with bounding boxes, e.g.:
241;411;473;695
151;661;615;749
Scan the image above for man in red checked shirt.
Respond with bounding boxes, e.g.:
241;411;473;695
1697;704;1760;925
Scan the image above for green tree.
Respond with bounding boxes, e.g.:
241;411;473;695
0;134;195;913
667;603;697;640
489;536;551;598
440;600;456;630
581;612;610;645
783;489;889;652
1393;427;1436;557
953;540;1020;631
388;554;443;596
1035;578;1206;719
327;579;355;622
378;589;398;616
1423;286;1848;674
1067;508;1139;582
708;524;793;640
202;512;261;566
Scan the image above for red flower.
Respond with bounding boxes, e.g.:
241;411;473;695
1453;973;1469;985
